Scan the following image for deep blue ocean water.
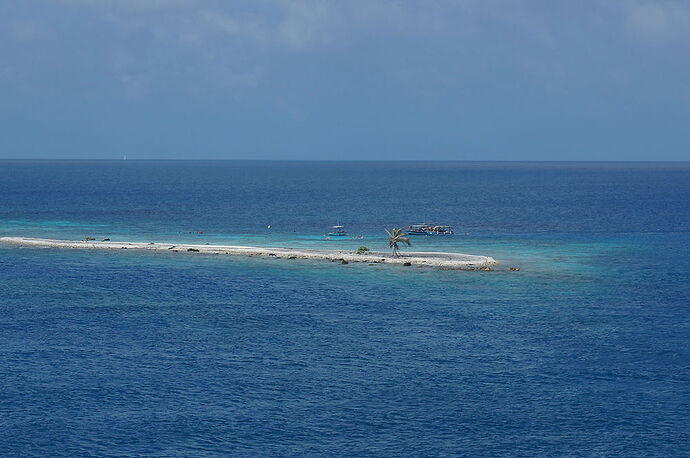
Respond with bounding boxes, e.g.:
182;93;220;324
1;161;688;456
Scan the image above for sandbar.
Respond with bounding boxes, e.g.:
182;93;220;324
0;236;498;270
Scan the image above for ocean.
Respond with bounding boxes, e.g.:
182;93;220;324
1;160;688;455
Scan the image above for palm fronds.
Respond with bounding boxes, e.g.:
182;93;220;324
386;228;411;257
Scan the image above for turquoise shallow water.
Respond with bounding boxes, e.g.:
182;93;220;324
1;161;689;455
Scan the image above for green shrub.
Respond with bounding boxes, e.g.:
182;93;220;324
357;246;370;254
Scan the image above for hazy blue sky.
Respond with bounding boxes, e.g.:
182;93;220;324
1;0;689;160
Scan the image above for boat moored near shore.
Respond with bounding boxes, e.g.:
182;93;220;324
407;224;454;236
407;224;431;235
327;225;347;236
427;225;453;236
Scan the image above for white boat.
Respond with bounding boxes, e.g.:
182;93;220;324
407;223;454;236
327;225;347;236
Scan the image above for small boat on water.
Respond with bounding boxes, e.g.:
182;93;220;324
407;224;454;236
427;225;453;236
407;224;431;235
327;225;347;236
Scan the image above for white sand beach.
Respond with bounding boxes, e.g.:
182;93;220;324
0;237;498;270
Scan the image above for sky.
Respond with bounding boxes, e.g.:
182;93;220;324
1;0;689;160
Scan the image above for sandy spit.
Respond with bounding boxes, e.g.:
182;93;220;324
0;237;498;270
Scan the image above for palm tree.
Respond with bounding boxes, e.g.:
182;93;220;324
386;228;411;257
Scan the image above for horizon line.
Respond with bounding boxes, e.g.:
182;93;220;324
1;158;689;163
